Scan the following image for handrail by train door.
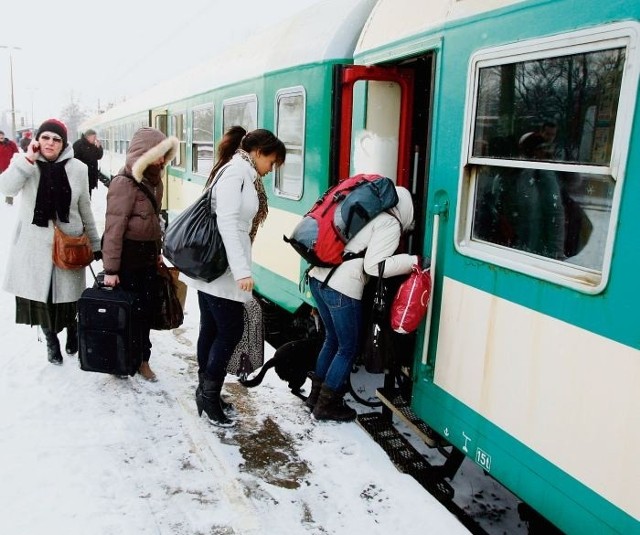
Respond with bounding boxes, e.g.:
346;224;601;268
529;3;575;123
337;65;415;187
421;195;449;366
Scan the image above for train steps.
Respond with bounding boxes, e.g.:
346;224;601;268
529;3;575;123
357;387;488;535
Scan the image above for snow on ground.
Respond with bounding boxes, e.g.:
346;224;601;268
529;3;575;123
0;182;527;535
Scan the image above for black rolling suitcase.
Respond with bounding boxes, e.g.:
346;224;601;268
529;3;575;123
77;285;143;376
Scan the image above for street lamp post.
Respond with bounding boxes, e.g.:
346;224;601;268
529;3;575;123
0;45;21;141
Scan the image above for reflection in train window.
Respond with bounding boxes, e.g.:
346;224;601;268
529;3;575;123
473;165;613;271
472;47;624;164
222;95;257;134
192;105;214;177
170;113;186;168
462;26;638;291
275;87;306;199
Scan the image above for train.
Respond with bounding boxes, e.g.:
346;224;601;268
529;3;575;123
80;0;640;533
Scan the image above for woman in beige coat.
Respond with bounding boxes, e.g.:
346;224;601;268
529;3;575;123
307;187;418;421
0;119;101;365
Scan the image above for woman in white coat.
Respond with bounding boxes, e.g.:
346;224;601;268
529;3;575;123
307;186;418;422
182;127;285;426
0;119;101;364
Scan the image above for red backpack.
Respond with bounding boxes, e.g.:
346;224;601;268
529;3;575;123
284;174;398;267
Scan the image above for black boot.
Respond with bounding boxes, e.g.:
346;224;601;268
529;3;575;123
304;373;323;411
197;371;234;413
42;327;63;365
196;379;234;427
312;384;357;422
65;323;78;355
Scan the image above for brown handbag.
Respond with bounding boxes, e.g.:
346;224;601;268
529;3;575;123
151;262;185;330
52;225;93;270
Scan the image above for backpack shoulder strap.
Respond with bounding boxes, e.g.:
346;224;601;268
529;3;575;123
319;249;366;289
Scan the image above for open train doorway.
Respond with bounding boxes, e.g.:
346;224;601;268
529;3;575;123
334;55;435;371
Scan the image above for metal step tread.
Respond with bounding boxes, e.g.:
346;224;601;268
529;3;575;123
357;412;489;535
376;387;440;447
357;412;436;476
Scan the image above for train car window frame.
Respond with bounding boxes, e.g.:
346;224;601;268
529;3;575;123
191;104;214;178
222;95;258;134
456;22;640;294
274;86;306;200
169;112;187;169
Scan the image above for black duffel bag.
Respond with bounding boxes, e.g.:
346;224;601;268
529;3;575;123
163;176;228;282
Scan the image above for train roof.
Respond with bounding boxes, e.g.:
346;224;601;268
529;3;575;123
84;0;376;127
354;0;524;60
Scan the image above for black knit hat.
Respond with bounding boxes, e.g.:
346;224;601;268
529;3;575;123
36;118;68;147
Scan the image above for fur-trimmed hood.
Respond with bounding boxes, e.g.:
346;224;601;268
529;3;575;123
122;127;179;183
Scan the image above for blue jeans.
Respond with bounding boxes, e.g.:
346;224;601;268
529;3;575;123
197;291;244;382
309;277;362;391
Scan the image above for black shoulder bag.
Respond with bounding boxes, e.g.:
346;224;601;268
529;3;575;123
163;167;230;282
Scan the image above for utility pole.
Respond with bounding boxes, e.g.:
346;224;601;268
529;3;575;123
0;45;21;140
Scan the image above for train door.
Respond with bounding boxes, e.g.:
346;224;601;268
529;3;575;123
335;58;435;376
335;65;414;187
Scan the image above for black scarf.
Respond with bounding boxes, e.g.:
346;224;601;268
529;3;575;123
32;159;72;227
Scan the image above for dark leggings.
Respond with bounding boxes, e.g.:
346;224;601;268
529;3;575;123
117;266;157;362
197;291;244;382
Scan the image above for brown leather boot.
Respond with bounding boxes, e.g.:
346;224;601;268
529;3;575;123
304;374;323;411
312;385;357;422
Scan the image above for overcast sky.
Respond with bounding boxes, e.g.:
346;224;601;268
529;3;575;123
1;0;319;132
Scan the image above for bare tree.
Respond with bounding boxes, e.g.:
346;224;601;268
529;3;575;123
60;94;88;143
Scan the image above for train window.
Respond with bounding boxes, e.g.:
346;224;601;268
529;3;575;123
169;113;186;168
275;87;306;200
155;115;167;133
191;105;214;177
472;49;623;164
222;95;257;133
460;24;639;292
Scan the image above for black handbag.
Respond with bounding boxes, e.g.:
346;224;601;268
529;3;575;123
164;169;229;282
362;261;394;374
151;262;185;330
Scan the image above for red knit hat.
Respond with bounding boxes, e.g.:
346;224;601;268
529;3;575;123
36;118;68;147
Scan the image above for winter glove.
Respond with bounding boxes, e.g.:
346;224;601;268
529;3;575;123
415;255;431;270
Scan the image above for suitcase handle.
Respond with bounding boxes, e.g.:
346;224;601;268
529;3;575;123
89;264;110;289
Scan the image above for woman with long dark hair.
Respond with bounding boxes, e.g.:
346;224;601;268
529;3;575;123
182;127;285;426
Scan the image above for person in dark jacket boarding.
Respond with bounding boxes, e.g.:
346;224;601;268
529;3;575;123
101;127;178;381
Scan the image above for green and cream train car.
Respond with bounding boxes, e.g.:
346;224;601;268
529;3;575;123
81;0;639;533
